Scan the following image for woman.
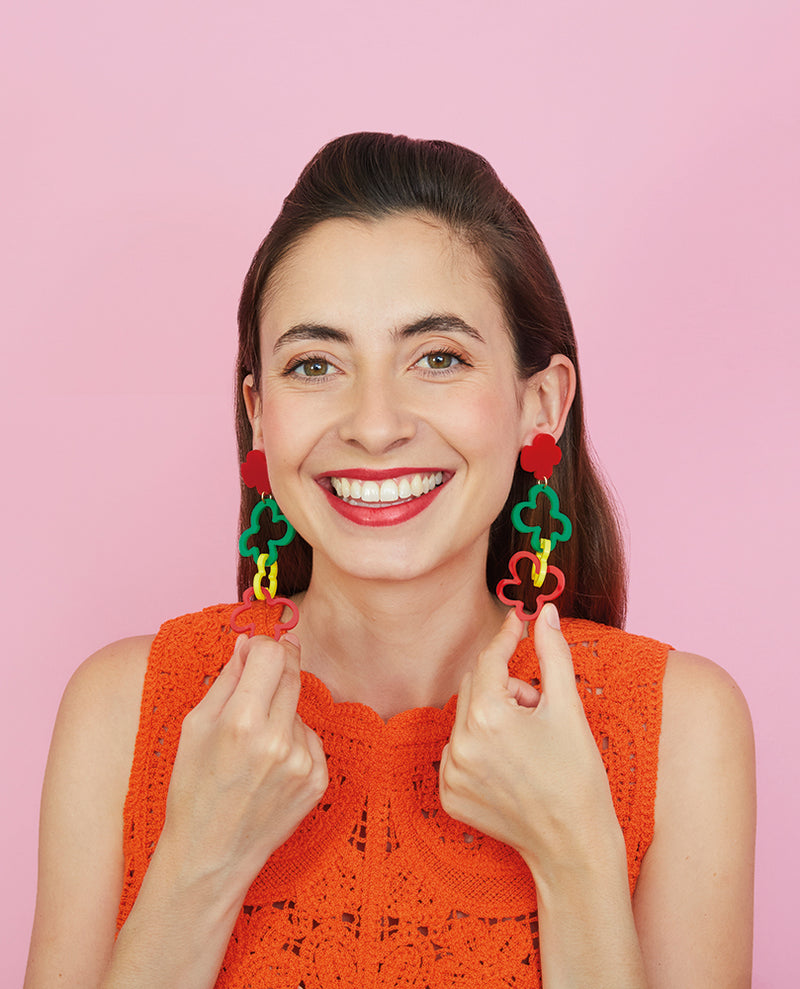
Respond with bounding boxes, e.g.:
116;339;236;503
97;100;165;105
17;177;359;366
25;133;755;988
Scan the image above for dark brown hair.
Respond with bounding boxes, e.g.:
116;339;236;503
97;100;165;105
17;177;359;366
235;132;627;628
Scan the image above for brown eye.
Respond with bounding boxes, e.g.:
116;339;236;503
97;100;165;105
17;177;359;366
417;351;461;370
295;358;331;377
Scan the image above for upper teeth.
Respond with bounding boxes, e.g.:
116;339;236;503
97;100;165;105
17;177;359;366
331;472;444;504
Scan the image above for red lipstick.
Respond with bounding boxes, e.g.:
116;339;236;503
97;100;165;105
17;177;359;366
317;468;440;481
318;476;448;527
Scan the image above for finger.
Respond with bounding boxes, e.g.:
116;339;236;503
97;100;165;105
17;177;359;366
291;715;328;793
471;610;525;698
533;603;578;703
438;741;450;782
266;638;303;725
507;676;541;709
200;634;248;716
451;670;473;741
231;635;288;712
301;719;327;768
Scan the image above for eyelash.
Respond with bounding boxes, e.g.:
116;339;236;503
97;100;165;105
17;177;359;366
282;354;337;379
281;346;472;380
414;347;471;375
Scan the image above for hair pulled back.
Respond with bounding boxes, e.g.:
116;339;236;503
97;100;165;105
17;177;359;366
235;132;627;628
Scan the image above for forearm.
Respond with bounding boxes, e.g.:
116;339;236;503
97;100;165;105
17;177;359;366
101;839;249;989
526;829;647;989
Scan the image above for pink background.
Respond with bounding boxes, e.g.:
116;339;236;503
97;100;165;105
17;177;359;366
2;1;797;984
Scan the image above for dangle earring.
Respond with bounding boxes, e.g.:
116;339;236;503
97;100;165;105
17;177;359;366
496;433;573;621
230;450;299;640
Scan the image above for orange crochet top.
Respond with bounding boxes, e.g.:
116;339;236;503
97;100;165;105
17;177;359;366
118;603;668;987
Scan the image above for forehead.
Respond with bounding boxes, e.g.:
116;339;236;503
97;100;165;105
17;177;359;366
259;214;505;334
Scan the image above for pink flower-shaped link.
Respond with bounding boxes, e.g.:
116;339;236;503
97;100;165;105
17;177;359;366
519;433;562;481
240;450;271;495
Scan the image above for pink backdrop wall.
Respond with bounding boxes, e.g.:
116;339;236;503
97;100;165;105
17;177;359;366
2;1;797;984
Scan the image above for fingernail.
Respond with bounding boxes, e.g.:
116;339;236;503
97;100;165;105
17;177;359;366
281;632;300;648
545;603;561;630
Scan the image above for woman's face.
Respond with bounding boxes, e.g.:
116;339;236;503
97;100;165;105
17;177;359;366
246;213;543;585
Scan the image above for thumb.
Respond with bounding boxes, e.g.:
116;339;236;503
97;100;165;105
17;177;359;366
471;610;525;696
533;603;577;701
200;633;248;715
279;632;302;670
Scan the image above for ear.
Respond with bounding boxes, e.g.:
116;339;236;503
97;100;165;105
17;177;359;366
242;373;265;450
520;354;576;444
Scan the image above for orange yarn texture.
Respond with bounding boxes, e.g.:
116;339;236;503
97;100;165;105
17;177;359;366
118;603;668;987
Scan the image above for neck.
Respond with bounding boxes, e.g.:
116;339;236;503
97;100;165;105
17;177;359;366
294;556;507;720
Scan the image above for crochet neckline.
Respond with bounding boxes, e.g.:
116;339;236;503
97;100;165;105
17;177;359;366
291;618;560;734
297;665;461;733
218;601;589;732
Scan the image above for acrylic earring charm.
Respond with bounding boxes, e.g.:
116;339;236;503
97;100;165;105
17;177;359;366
230;450;299;640
495;434;572;621
519;432;562;481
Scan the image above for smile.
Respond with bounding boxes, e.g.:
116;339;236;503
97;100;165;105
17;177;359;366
317;469;451;527
330;471;445;505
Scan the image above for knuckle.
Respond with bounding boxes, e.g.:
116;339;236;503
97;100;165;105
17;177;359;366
439;785;458;818
312;766;330;800
440;753;465;794
465;702;500;736
288;744;313;777
181;705;203;732
221;707;259;741
447;734;475;771
264;729;293;764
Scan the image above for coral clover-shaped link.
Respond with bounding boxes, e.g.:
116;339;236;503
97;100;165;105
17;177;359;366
238;497;295;565
496;551;566;621
230;588;299;640
520;433;562;481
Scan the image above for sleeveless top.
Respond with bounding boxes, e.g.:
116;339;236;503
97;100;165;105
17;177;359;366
117;602;669;987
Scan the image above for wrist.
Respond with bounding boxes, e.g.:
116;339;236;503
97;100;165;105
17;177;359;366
147;828;252;923
525;826;647;989
521;815;628;898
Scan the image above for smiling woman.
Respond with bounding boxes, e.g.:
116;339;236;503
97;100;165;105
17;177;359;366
24;134;755;989
243;214;544;587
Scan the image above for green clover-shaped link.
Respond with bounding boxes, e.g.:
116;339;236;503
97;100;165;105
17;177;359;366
238;496;295;565
511;483;572;550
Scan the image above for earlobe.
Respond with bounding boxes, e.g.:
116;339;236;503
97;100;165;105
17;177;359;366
522;355;576;444
242;373;264;448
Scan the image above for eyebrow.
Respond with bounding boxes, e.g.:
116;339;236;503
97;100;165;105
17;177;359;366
272;314;486;353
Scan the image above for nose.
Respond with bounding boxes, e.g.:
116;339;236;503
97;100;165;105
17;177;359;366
337;376;417;455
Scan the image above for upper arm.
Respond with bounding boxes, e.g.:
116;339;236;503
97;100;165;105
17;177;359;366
24;635;153;989
633;651;756;988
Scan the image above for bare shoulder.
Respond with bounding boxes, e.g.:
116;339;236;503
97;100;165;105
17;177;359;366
25;635;155;989
66;632;154;699
44;632;155;840
660;649;754;764
55;634;154;770
633;650;756;988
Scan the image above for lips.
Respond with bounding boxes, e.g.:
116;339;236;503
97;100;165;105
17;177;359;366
317;469;450;526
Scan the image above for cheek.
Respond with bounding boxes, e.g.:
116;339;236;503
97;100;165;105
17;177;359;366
254;396;311;489
456;389;526;457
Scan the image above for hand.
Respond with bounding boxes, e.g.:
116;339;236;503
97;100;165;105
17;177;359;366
439;604;618;879
159;633;329;894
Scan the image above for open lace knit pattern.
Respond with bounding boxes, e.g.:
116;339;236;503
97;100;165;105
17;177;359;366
117;604;668;987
